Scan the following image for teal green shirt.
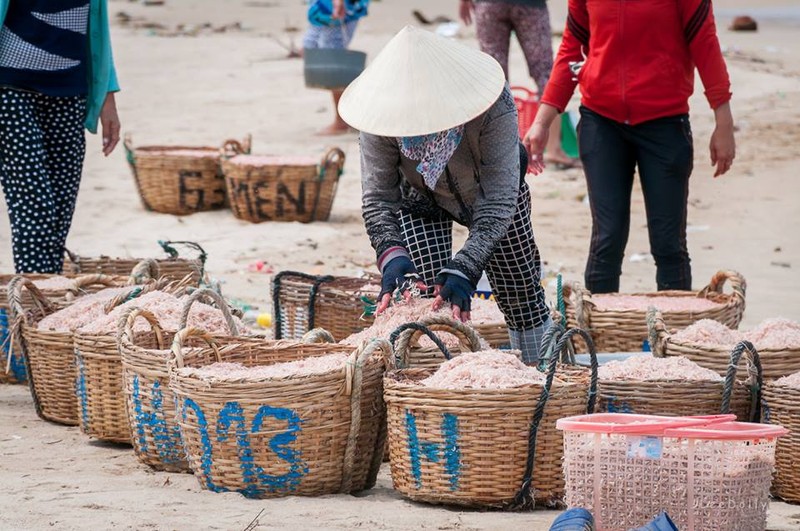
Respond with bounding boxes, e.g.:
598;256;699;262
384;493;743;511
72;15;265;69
0;0;119;133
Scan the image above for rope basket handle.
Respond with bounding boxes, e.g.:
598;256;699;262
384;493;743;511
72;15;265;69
320;146;346;175
127;258;161;286
7;276;56;324
568;281;592;331
339;337;392;494
178;288;239;337
511;327;598;510
169;327;222;370
721;340;763;423
390;314;483;369
271;270;335;340
117;306;167;351
302;328;335;344
698;270;746;305
157;240;208;266
63;248;82;269
123;133;135;166
646;308;670;358
103;278;166;314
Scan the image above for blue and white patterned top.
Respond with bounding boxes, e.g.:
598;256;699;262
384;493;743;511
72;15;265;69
0;0;90;96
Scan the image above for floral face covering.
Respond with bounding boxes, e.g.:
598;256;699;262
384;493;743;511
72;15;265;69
398;125;465;190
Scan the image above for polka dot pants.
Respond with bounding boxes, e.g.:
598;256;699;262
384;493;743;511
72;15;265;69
0;88;86;273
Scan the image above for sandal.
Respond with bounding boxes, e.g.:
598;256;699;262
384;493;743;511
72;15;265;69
545;157;582;170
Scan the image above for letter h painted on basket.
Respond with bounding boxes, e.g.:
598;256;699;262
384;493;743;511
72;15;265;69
405;410;461;491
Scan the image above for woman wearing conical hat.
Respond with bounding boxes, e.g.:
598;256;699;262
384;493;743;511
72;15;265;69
339;25;551;363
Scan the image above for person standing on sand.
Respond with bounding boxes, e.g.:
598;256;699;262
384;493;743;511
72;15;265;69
339;26;551;364
525;0;735;293
0;0;121;274
304;0;369;136
459;0;580;169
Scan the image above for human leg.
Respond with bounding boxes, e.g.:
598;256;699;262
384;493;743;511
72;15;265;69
632;115;694;290
485;182;551;363
0;90;67;272
473;2;513;76
579;107;637;293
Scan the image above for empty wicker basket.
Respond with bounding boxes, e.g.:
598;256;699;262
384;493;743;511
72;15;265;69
222;147;345;223
125;134;250;215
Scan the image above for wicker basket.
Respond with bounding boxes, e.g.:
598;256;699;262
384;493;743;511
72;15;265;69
472;322;510;349
272;270;380;342
125;134;250;215
8;276;126;425
564;270;746;353
650;310;800;380
73;278;195;443
597;339;758;423
63;240;206;286
222;147;345;223
118;289;245;471
168;329;391;498
390;315;484;370
763;376;800;502
384;327;598;508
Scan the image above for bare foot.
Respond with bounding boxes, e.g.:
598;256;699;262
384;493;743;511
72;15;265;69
544;151;582;169
315;122;353;136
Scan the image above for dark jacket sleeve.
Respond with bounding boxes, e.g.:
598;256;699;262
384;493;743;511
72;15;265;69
359;132;408;264
447;90;521;286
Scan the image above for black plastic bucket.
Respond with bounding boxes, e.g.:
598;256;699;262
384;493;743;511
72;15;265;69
303;48;367;90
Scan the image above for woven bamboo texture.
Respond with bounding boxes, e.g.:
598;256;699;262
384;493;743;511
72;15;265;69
597;380;752;421
391;315;484;370
125;134;250;215
272;270;379;342
72;279;195;443
763;383;800;502
118;289;244;471
222;147;345;223
564;270;747;353
384;326;597;508
2;274;54;384
472;322;510;348
650;311;800;380
169;331;391;498
8;278;79;424
64;242;206;286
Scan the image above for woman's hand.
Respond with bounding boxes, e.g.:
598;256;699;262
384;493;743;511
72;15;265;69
100;92;120;156
459;0;474;26
432;272;475;323
523;103;559;175
710;102;735;178
377;256;427;315
332;0;346;20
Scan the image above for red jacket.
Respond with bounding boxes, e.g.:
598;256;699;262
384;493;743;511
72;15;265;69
541;0;732;125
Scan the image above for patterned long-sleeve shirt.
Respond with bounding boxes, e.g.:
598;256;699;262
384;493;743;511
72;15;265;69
360;86;521;285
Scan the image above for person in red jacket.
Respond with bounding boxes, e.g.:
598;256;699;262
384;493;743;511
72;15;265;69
524;0;736;293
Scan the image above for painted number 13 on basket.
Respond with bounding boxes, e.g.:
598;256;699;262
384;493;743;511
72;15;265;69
180;398;309;497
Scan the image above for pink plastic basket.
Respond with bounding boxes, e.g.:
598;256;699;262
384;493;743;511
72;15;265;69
559;414;787;531
511;86;539;139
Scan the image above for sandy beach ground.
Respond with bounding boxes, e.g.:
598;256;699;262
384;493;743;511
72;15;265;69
1;0;799;529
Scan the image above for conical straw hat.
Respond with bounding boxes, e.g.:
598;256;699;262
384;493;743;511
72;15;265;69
338;25;506;137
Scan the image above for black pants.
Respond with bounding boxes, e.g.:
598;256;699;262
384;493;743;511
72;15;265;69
578;106;693;293
0;88;86;273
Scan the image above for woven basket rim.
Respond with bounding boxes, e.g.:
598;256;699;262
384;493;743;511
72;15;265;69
172;353;382;387
384;368;578;396
666;338;799;354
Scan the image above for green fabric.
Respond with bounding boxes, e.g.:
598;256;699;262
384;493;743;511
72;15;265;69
0;0;119;133
561;111;579;159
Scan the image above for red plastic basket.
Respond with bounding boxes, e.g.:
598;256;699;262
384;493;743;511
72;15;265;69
511;86;539;138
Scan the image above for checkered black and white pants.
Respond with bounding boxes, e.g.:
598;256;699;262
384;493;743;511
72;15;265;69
0;88;86;273
399;181;549;331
